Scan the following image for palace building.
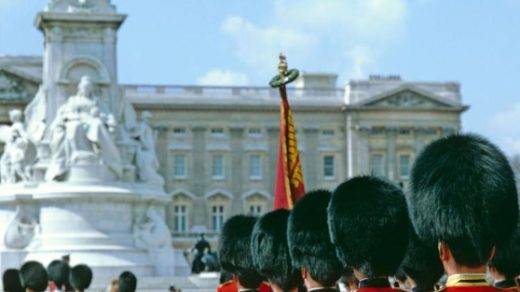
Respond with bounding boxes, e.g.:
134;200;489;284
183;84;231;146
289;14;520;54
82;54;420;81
0;2;467;248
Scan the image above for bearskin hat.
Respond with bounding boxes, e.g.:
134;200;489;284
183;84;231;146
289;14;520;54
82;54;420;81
119;271;137;292
251;209;302;291
69;264;93;291
401;232;444;292
2;269;22;292
20;261;48;292
328;176;410;278
219;215;264;288
287;190;342;287
47;260;70;289
409;134;519;266
489;223;520;279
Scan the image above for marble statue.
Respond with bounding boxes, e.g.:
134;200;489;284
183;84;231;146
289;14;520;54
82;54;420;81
24;85;47;143
45;76;122;181
134;208;172;249
0;110;36;183
3;207;38;249
135;111;164;185
0;0;191;280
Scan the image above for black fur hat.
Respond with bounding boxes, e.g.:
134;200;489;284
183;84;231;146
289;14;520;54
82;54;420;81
489;223;520;279
401;232;444;292
251;209;302;291
119;271;137;292
47;260;70;288
19;261;48;292
219;215;264;288
2;269;22;292
409;134;519;266
69;264;93;291
328;176;410;278
287;190;342;287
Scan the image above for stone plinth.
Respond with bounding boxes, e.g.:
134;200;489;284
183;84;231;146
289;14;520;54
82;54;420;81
0;182;190;283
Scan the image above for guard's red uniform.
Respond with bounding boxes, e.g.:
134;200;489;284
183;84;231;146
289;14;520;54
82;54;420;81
356;278;405;292
358;289;404;292
217;280;272;292
440;274;503;292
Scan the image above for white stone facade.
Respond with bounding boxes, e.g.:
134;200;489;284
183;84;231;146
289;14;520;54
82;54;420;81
0;1;467;251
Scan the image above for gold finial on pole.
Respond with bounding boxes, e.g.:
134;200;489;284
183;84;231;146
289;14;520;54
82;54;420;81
278;53;288;80
269;53;299;88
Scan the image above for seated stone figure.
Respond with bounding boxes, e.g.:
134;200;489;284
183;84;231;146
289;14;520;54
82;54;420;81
46;76;122;182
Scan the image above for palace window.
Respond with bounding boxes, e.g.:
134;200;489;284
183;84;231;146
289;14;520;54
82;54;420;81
249;154;262;179
399;154;411;178
173;127;187;135
173;154;187;178
211;154;224;179
249;205;263;215
173;205;187;232
210;128;225;136
399;128;411;135
323;155;335;179
248;128;262;137
370;154;385;176
322;129;335;136
211;205;225;231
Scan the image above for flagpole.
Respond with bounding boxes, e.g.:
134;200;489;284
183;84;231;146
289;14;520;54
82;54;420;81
270;53;305;209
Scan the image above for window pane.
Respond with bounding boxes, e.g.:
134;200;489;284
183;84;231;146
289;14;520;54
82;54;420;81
399;155;411;178
248;128;261;136
173;154;186;177
212;205;225;231
212;154;224;177
173;128;186;135
249;154;262;178
370;154;384;176
210;128;224;135
323;155;335;177
322;129;334;136
174;204;187;232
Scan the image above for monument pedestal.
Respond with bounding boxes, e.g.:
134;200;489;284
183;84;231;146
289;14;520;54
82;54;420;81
0;182;190;283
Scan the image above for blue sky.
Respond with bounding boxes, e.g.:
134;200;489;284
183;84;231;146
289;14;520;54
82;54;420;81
0;0;519;155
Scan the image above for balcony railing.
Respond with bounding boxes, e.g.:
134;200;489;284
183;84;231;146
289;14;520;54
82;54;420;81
121;84;345;100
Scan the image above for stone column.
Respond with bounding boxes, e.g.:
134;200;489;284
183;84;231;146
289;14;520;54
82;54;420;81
154;125;171;189
191;126;207;227
229;127;244;215
266;126;279;196
386;129;397;181
42;26;64;123
103;27;119;113
303;128;319;189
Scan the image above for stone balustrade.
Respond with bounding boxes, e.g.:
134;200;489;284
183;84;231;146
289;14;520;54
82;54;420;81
121;84;345;100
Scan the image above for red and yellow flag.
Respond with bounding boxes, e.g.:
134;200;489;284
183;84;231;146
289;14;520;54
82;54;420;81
273;87;305;209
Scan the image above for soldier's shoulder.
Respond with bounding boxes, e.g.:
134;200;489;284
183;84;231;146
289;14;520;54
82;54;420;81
217;280;237;292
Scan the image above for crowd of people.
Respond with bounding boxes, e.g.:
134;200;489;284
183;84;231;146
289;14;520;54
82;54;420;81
217;134;520;292
1;256;139;292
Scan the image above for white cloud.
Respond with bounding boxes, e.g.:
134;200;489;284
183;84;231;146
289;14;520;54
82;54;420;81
274;0;406;41
197;69;250;86
346;45;377;79
489;102;520;155
221;0;407;80
220;16;316;74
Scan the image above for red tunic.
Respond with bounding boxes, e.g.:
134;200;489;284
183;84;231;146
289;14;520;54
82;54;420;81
217;280;272;292
442;287;502;292
358;288;404;292
441;274;503;292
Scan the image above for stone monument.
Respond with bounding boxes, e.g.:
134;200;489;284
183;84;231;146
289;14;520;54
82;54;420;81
0;0;189;282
